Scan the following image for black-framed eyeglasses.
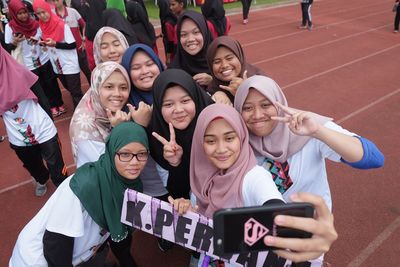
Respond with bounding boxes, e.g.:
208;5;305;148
116;151;149;162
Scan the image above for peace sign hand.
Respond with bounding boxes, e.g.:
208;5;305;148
271;102;321;136
219;70;248;96
106;108;131;128
152;122;183;167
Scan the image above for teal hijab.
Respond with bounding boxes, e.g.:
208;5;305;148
70;122;148;242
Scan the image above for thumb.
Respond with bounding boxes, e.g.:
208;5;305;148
106;108;113;119
243;70;248;80
168;196;175;204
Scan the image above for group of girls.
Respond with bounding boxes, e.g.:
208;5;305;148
6;1;384;267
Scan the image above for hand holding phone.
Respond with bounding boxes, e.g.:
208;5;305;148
213;202;314;255
263;193;338;263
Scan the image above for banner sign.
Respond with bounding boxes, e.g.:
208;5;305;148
121;189;298;267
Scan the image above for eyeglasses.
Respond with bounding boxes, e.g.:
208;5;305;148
116;151;149;162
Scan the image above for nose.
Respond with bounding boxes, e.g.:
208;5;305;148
253;106;263;119
173;103;184;113
216;140;227;153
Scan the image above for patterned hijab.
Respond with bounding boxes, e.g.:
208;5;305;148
234;75;331;162
0;46;37;115
69;61;130;159
8;0;39;37
70;121;147;242
190;104;257;218
169;10;213;76
93;26;129;66
32;0;65;42
206;36;265;98
121;43;164;107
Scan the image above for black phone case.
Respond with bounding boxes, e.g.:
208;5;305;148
213;202;314;255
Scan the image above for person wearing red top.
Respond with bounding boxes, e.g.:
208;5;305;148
48;0;91;83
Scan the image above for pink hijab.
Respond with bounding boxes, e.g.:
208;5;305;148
190;104;257;218
0;46;37;115
234;75;331;162
32;0;65;42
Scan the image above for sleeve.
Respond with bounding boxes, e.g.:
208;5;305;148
242;166;284;206
75;140;105;167
43;230;74;267
341;136;384;169
156;163;169;187
4;24;13;44
108;232;137;267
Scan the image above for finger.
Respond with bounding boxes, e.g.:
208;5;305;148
271;116;291;123
219;85;235;94
127;103;136;112
275;102;297;116
243;70;248;80
106;108;114;119
169;122;176;143
274;215;319;234
191;205;199;212
290;193;331;221
168;196;175;205
273;249;321;263
264;235;320;253
152;132;168;145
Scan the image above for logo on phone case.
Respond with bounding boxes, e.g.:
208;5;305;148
244;218;269;246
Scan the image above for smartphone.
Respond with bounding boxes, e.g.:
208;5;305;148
213;202;314;255
14;32;23;37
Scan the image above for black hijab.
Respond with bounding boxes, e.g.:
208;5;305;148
102;8;139;46
126;1;157;48
85;0;106;41
201;0;227;36
149;69;214;198
169;10;213;76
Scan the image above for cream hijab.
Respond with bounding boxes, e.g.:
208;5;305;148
93;26;129;66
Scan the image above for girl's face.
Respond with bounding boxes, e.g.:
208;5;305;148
241;89;278;137
180;19;204;56
99;70;130;112
161;85;196;130
100;33;125;63
169;0;184;16
16;9;29;22
114;142;148;180
130;51;160;91
212;46;242;82
203;118;241;171
35;8;50;22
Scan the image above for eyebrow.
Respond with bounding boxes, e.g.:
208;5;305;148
204;131;236;137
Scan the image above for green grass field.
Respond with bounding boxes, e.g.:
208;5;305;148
144;0;293;20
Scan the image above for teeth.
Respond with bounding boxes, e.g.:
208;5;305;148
222;70;232;75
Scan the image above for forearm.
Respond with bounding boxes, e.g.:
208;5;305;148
55;42;77;49
43;230;74;267
312;125;363;162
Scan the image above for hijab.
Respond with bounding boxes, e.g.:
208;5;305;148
102;8;139;46
69;61;131;158
93;26;129;66
70;121;147;242
121;43;164;107
126;1;156;48
206;36;265;98
84;0;106;41
234;75;331;162
201;0;227;36
8;0;39;37
149;69;213;198
0;46;37;115
169;10;213;76
190;104;257;218
157;0;177;54
32;0;65;42
106;0;127;17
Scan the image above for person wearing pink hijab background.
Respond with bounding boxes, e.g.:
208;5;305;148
33;0;83;110
189;104;338;265
0;45;67;196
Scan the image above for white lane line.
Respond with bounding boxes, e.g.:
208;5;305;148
337;88;400;123
253;24;389;64
347;216;400;267
0;163;76;195
281;44;400;89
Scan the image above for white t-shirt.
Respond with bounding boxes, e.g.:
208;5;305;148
47;24;80;75
9;176;110;267
73;139;169;197
3;99;57;146
256;121;357;211
4;25;50;70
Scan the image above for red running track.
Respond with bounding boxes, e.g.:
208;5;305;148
1;0;399;265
